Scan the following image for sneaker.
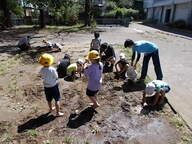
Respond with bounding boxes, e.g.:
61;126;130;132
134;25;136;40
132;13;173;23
56;112;64;117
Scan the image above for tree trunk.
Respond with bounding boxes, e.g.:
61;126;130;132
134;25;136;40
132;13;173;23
84;0;91;26
39;9;46;28
1;0;12;27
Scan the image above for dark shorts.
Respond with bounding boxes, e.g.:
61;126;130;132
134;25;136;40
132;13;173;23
86;89;99;97
44;84;60;102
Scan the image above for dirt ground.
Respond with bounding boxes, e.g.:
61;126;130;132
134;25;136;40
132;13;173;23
0;25;192;144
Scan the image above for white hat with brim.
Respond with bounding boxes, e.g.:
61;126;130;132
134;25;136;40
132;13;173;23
119;53;126;60
145;83;156;97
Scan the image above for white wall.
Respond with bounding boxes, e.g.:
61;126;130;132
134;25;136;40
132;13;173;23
154;7;163;23
147;8;154;19
174;2;192;24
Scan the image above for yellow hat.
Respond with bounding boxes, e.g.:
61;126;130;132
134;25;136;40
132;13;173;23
39;53;54;66
85;50;100;60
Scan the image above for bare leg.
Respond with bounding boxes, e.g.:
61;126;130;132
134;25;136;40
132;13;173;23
55;101;64;116
89;96;100;109
48;101;52;112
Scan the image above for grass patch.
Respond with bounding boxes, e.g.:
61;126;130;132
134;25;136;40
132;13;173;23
63;136;74;144
27;129;38;137
0;56;21;76
181;135;192;143
1;134;12;143
38;24;96;34
170;116;185;129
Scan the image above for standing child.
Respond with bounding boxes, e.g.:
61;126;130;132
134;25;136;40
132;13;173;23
90;32;101;52
84;50;103;109
39;53;63;116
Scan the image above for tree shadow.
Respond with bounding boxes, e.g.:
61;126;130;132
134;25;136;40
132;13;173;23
121;81;146;92
67;107;97;129
141;23;192;38
0;45;19;55
17;112;56;133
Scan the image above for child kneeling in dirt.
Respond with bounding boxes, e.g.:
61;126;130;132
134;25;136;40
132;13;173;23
18;35;32;51
114;53;137;83
57;54;71;78
65;59;84;81
84;50;103;108
42;39;63;52
39;53;63;116
142;80;171;107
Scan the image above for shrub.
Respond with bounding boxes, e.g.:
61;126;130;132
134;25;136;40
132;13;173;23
102;8;139;19
115;8;123;18
106;1;117;11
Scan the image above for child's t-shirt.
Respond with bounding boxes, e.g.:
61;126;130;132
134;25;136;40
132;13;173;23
84;62;103;91
67;63;77;76
40;66;58;88
18;36;30;46
90;38;101;51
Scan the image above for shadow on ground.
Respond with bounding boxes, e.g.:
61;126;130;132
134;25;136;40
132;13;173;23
67;107;97;129
141;23;192;38
17;112;56;133
113;81;146;92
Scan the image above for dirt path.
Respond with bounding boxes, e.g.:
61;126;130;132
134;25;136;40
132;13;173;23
0;24;192;143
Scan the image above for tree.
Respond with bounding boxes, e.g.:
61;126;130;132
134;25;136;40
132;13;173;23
1;0;23;28
84;0;91;26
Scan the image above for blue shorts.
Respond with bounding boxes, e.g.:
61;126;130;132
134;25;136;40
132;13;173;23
44;84;60;102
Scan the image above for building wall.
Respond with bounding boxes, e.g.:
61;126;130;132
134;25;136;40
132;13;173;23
161;5;174;23
147;8;154;19
174;2;192;24
153;7;162;23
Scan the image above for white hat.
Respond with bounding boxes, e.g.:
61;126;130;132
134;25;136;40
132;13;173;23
77;58;84;66
119;53;126;60
145;82;156;97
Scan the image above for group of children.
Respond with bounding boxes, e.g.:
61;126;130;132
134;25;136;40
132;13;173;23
36;31;171;116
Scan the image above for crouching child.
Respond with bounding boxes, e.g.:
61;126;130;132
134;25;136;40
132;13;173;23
39;53;64;116
142;80;171;108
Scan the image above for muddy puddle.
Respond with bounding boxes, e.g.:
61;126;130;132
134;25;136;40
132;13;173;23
68;111;178;144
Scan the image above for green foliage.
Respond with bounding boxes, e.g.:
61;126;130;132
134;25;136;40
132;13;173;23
102;8;139;19
106;1;117;11
108;0;134;8
27;129;38;137
50;4;81;25
5;0;24;17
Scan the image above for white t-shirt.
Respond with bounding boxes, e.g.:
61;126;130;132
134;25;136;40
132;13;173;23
18;36;30;46
40;66;58;88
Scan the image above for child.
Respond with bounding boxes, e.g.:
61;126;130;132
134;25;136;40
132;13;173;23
84;50;103;108
90;32;101;52
100;43;116;73
65;59;84;81
142;80;171;107
42;39;62;52
39;53;63;116
18;35;32;51
115;53;137;83
57;54;71;78
114;53;129;80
